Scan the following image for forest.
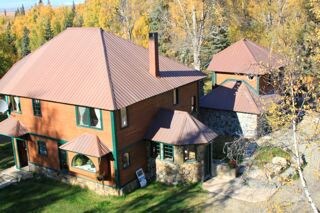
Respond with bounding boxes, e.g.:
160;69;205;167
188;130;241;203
0;0;319;78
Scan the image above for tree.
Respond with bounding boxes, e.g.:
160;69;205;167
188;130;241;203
21;27;31;57
169;0;217;70
200;25;230;70
4;10;6;16
44;19;53;41
21;4;25;15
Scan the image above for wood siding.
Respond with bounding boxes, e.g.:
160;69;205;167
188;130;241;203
27;135;60;170
216;72;258;91
116;82;199;186
10;98;116;186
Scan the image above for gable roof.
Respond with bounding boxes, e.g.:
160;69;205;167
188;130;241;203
207;39;284;75
60;133;111;157
0;28;205;110
145;109;218;145
200;81;261;114
0;117;28;137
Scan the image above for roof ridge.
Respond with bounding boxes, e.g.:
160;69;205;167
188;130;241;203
242;39;260;67
177;115;188;144
242;84;260;114
99;28;117;110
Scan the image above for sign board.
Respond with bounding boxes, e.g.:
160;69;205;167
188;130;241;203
136;168;147;188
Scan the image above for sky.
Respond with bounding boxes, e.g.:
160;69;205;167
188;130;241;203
0;0;85;11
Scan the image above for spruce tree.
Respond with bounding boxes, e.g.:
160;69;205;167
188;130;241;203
20;4;25;15
21;27;31;57
200;26;230;70
44;19;53;41
14;8;20;17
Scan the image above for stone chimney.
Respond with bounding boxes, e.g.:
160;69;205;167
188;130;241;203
149;32;159;77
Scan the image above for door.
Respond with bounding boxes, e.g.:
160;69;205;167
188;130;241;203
204;143;212;180
17;139;28;168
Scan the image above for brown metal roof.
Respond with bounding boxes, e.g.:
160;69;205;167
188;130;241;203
207;39;284;75
0;28;205;110
0;117;28;137
200;81;261;114
59;133;111;157
145;109;218;145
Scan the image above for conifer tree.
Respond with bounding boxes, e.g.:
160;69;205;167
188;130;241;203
44;19;53;41
20;4;25;15
21;27;31;57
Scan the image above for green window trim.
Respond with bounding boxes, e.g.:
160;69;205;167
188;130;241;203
152;142;174;162
122;152;130;169
32;99;42;116
37;140;48;156
211;72;216;86
75;106;103;130
111;111;120;188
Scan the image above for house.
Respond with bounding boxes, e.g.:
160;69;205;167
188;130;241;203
200;39;283;138
0;28;218;195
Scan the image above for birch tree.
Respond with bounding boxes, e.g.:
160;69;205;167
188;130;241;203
169;0;217;70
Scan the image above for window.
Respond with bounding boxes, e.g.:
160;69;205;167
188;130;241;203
38;140;47;156
72;154;96;173
184;145;196;161
120;107;128;128
191;96;196;112
173;88;179;105
122;152;130;169
151;142;174;161
76;106;102;129
163;144;174;161
9;96;21;113
32;99;41;116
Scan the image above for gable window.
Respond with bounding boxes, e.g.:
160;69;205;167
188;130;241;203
191;96;196;112
9;96;21;113
32;99;42;116
122;152;130;169
76;106;102;129
120;107;128;128
38;140;47;156
151;142;174;162
184;145;196;162
173;88;179;105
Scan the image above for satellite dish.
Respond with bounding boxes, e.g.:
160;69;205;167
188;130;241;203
0;100;8;113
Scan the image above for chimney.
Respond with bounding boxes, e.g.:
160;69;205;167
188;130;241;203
149;32;160;77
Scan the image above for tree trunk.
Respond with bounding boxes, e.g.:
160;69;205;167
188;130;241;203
290;82;319;213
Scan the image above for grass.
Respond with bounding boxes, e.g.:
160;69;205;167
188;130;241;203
254;146;291;168
0;135;14;171
0;177;210;213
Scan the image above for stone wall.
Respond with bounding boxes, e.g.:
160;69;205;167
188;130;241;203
29;163;120;196
155;145;205;184
200;108;258;138
156;159;202;184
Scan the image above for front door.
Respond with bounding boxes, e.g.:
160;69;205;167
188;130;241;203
16;139;28;168
204;143;212;180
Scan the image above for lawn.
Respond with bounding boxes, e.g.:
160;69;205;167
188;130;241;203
0;135;14;171
0;177;210;213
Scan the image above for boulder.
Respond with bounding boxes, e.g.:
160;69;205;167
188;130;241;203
272;157;288;168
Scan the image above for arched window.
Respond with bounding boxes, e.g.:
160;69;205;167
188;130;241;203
72;154;96;173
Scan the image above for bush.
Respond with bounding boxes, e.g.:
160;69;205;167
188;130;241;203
254;146;291;168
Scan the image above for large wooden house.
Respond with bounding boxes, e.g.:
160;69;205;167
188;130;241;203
0;28;217;195
200;39;284;138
